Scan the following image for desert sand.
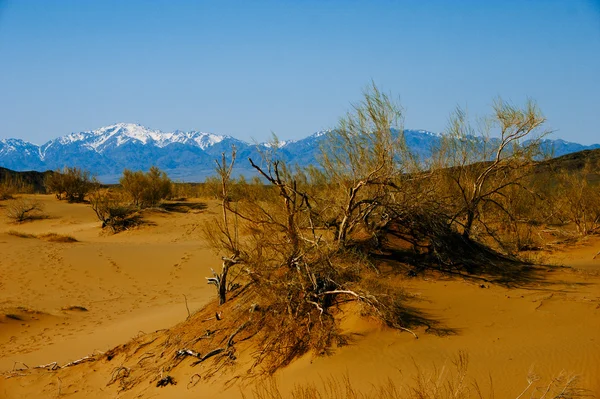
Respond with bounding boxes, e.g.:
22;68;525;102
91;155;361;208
1;194;599;398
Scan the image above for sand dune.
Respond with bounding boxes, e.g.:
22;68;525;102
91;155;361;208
1;195;599;398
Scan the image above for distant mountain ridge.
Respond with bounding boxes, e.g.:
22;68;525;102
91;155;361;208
1;123;598;183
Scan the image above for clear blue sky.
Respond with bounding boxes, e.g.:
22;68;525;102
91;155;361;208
1;0;599;144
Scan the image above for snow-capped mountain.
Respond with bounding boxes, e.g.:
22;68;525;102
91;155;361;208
39;123;229;157
0;138;46;170
0;124;598;182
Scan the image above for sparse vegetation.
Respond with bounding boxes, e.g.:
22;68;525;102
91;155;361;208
3;87;598;397
38;233;78;243
89;187;140;233
45;166;97;202
0;180;16;200
430;99;549;249
5;198;45;222
7;230;78;242
199;85;455;373
0;173;36;199
195;85;593;379
245;355;589;399
553;162;600;236
120;166;172;208
7;229;36;238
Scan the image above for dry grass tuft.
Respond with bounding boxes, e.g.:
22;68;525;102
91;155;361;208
38;233;78;243
244;354;591;399
7;230;78;242
7;230;36;238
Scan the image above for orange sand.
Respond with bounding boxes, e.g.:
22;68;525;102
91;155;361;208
0;194;599;398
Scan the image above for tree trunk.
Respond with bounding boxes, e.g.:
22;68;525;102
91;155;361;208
463;208;475;239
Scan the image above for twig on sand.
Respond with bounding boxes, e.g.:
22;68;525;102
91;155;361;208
4;372;27;379
34;362;59;371
63;355;94;368
30;354;98;372
183;294;191;319
175;322;249;367
187;373;202;389
12;361;29;371
108;366;131;386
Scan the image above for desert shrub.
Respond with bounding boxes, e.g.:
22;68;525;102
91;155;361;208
199;175;221;199
171;182;199;199
6;198;45;222
553;165;600;235
0;182;15;200
89;188;140;233
0;174;37;199
200;86;429;373
194;86;565;380
120;166;172;208
431;100;548;245
3;173;38;198
45;167;96;202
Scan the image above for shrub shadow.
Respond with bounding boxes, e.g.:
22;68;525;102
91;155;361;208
374;230;589;291
160;201;207;213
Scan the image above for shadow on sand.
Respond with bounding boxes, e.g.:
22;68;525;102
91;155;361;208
160;201;208;213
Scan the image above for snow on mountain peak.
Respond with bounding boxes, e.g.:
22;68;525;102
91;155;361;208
44;123;228;152
310;130;331;138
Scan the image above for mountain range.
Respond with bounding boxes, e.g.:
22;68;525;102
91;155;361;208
1;123;598;183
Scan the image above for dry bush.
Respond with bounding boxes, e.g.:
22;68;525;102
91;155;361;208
431;99;548;247
0;175;35;199
171;182;200;199
0;180;17;200
192;86;563;382
45;167;96;202
120;166;172;208
319;83;413;247
89;188;140;233
553;165;600;235
6;198;45;222
198;87;430;374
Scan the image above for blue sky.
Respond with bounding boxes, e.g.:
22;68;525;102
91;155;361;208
0;0;599;144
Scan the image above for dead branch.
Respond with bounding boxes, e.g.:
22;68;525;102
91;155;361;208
183;294;191;319
191;348;225;366
175;323;248;368
108;366;131;386
12;361;29;371
176;349;201;359
34;362;58;371
62;355;95;368
397;326;419;339
137;352;155;365
4;372;27;379
226;321;249;349
187;373;202;389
